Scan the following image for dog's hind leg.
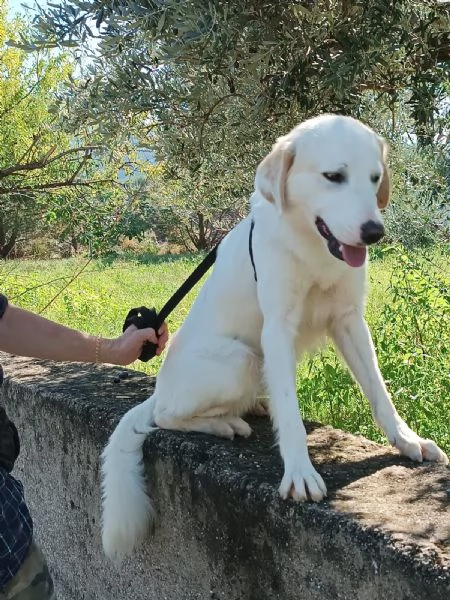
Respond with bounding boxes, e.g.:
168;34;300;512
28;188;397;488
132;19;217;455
153;335;261;438
248;393;270;417
155;414;252;439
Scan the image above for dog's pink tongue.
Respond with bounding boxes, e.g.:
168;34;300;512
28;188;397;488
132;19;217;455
342;244;367;267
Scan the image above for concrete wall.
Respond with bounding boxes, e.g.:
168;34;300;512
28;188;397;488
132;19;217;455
0;353;449;600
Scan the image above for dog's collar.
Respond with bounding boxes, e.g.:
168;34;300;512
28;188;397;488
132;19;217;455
249;219;257;282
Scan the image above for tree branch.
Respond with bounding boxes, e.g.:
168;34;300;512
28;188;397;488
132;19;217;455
0;178;116;195
0;145;103;179
198;93;253;152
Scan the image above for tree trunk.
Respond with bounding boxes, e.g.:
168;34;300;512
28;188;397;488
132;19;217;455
71;232;79;254
0;216;19;258
196;212;208;250
0;216;5;248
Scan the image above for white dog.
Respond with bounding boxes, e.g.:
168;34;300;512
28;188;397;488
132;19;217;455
101;114;448;560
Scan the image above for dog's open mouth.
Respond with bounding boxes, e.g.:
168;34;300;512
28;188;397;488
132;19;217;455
315;217;367;268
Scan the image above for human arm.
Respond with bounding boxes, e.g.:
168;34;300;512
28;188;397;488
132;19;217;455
0;297;168;365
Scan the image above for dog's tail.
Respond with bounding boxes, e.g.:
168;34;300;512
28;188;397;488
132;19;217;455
101;393;158;561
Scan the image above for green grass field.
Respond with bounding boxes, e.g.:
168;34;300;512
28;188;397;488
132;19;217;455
2;245;449;456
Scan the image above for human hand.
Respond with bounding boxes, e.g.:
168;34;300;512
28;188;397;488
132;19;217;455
102;322;169;365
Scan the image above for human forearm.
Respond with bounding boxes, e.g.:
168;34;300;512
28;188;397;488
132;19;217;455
0;296;169;365
0;303;102;362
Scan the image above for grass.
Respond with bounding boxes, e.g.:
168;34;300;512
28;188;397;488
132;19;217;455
1;245;449;456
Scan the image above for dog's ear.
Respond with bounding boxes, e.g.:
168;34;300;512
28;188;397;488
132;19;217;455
255;137;295;213
377;138;390;210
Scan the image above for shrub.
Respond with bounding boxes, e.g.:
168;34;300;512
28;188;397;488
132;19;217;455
383;142;449;249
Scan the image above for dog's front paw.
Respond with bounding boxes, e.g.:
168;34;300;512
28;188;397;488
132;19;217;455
391;422;449;465
279;460;327;502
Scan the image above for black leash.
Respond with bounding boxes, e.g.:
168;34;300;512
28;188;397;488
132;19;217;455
124;219;258;362
123;245;218;361
249;218;257;282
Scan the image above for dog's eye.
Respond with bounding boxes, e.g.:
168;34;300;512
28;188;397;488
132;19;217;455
371;173;381;184
322;172;346;184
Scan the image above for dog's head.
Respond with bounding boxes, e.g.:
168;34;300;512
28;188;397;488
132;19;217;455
255;114;390;267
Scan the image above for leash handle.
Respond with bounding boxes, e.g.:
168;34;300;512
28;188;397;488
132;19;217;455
122;245;219;362
122;306;160;361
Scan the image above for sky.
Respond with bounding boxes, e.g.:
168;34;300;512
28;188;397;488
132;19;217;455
7;0;42;17
8;0;25;15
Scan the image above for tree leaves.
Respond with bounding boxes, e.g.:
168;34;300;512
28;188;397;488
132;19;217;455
13;0;449;249
0;3;156;257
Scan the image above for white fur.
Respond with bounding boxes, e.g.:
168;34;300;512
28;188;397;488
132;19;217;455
101;114;449;560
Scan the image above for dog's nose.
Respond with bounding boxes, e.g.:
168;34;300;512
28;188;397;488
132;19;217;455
360;220;385;245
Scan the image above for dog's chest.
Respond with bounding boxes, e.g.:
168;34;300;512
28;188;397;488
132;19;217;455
294;266;364;351
294;282;341;351
303;283;337;326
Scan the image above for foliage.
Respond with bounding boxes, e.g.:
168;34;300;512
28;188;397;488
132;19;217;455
26;0;450;139
357;96;449;248
18;0;448;249
0;1;71;255
2;245;448;456
132;166;248;250
384;142;449;248
0;1;158;257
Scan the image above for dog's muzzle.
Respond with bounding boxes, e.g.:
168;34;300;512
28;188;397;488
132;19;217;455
315;217;383;268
